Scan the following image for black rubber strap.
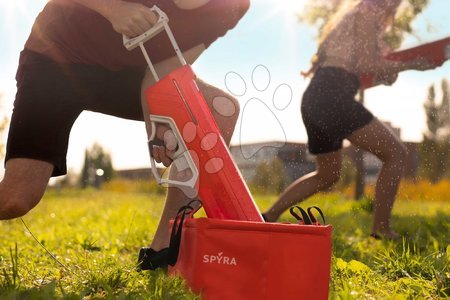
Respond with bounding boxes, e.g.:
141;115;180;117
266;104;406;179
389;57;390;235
186;199;202;211
289;206;312;225
167;200;202;266
307;206;326;225
167;205;191;266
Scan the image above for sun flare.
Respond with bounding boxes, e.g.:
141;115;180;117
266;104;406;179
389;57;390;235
0;0;27;24
0;0;22;12
273;0;305;16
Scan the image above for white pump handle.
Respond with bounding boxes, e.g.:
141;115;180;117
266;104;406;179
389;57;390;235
123;5;186;82
123;6;197;189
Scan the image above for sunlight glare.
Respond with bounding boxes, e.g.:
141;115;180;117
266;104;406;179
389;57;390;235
249;0;306;34
0;0;28;29
271;0;305;17
0;0;22;13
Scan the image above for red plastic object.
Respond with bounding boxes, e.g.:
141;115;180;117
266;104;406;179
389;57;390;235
360;36;450;89
169;218;332;300
145;65;264;222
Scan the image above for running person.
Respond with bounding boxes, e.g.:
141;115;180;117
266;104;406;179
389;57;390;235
262;0;435;239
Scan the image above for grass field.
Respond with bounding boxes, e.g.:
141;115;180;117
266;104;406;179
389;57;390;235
0;183;449;299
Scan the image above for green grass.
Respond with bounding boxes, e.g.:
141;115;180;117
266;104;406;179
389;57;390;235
0;188;449;299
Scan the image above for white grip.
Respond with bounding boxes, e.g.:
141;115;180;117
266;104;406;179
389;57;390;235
122;5;186;82
122;6;168;51
149;116;198;189
123;6;195;188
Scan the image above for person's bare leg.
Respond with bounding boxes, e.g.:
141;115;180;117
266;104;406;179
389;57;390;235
347;119;406;237
263;151;342;222
0;158;53;220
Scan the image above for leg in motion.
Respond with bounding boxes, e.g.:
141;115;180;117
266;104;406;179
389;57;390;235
347;119;406;238
263;151;342;222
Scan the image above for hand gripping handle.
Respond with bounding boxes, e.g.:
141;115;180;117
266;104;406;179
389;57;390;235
123;5;186;81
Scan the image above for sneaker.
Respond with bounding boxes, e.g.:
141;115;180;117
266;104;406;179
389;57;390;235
137;247;169;271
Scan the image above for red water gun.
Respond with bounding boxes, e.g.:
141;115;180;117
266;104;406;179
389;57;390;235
360;36;450;89
123;6;264;222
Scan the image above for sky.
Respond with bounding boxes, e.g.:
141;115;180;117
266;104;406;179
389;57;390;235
0;0;449;176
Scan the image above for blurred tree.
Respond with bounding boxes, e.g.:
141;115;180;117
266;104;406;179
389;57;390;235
299;0;431;198
251;158;289;194
419;79;450;182
80;143;114;188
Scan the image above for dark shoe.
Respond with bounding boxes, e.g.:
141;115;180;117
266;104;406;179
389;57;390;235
137;247;169;271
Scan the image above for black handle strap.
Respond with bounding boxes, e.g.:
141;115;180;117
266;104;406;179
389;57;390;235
289;206;327;225
289;206;312;225
307;206;326;225
167;200;202;266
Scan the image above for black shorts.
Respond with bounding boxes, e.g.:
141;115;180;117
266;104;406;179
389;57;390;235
6;50;146;176
301;67;374;155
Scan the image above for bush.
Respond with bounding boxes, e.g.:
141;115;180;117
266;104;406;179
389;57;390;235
339;179;450;202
